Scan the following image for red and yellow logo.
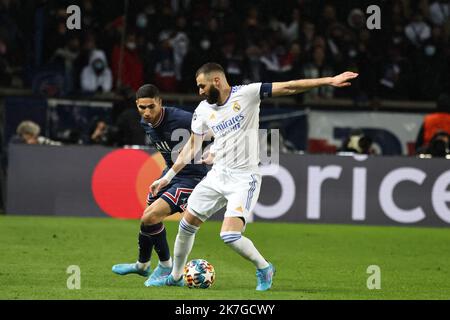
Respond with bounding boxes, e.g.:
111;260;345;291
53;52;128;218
91;149;165;219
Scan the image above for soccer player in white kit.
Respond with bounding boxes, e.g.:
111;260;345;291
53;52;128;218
148;63;358;290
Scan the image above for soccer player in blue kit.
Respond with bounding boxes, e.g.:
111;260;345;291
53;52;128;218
112;84;209;287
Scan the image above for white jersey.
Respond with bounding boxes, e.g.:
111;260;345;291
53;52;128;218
192;83;266;171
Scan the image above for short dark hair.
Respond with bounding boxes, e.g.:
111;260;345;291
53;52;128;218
136;84;160;100
195;62;225;78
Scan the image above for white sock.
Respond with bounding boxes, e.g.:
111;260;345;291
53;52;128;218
159;257;172;268
136;261;150;270
172;218;199;280
220;232;269;270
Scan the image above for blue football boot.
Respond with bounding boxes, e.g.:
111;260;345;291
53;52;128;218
147;264;172;281
112;263;151;277
256;263;275;291
145;274;184;287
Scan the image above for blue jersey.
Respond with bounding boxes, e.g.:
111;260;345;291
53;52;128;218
140;107;208;178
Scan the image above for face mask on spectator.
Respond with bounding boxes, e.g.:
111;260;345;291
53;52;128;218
126;42;137;50
136;14;148;29
425;45;436;56
348;49;357;58
200;39;211;50
93;59;105;73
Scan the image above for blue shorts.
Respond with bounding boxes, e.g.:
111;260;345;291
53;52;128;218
147;175;203;214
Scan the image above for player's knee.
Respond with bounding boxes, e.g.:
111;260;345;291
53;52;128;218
141;207;163;225
220;231;242;244
184;209;203;226
141;214;161;225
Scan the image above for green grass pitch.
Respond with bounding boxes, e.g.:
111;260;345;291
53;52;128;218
1;215;450;299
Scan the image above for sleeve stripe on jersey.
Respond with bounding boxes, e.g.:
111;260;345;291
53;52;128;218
260;83;272;100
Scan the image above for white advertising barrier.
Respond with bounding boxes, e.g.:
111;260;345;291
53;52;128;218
254;154;450;227
308;110;425;155
7;145;450;227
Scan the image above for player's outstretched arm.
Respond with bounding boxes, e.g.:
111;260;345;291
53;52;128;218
271;71;359;97
150;133;204;196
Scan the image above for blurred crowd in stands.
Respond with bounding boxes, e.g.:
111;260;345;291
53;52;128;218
1;0;450;101
1;0;450;157
2;0;450;211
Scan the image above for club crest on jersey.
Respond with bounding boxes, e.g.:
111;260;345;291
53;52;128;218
232;102;241;112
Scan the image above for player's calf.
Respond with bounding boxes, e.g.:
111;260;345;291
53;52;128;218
139;222;165;261
220;231;273;290
171;217;200;281
140;199;174;266
145;216;200;287
220;231;268;269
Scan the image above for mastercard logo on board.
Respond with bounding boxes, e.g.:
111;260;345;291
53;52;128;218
91;149;165;219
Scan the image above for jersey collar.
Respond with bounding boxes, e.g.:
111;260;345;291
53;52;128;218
216;87;233;107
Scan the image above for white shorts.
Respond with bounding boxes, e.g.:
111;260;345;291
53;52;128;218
187;166;261;223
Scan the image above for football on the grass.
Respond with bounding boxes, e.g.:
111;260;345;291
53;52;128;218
183;259;215;289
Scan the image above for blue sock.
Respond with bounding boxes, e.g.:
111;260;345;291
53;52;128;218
138;223;163;263
152;226;171;263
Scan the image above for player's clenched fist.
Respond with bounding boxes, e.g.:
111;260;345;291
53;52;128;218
150;168;177;196
150;178;168;197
